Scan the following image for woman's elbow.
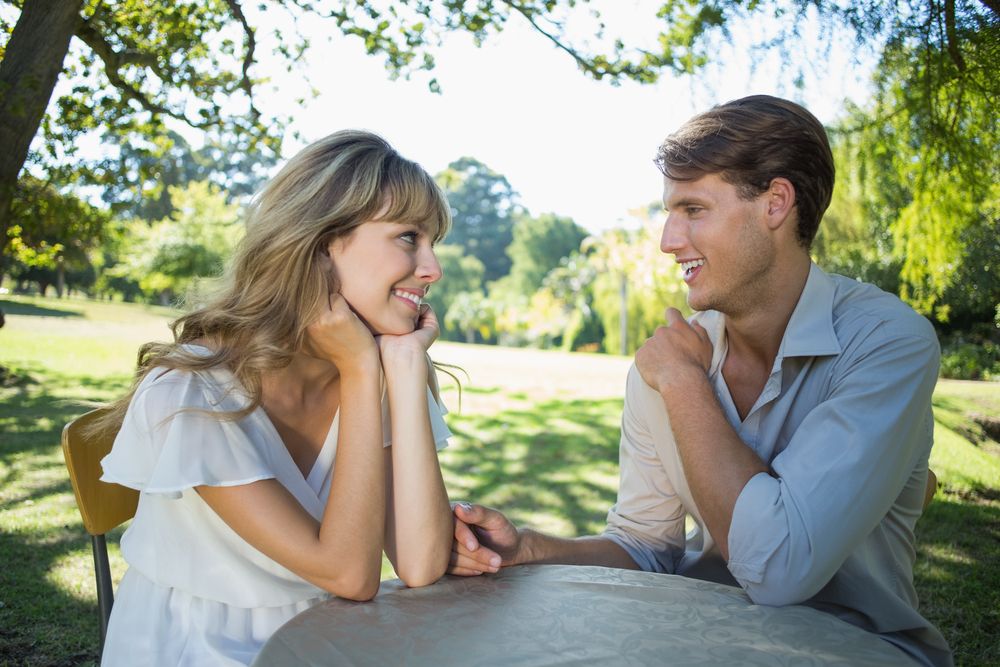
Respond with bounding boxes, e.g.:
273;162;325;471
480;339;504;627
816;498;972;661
320;570;382;601
397;554;449;588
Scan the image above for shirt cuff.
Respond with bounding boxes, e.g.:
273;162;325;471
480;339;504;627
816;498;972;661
602;528;673;573
726;471;785;586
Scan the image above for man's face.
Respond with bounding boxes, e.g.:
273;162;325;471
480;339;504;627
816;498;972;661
660;173;775;316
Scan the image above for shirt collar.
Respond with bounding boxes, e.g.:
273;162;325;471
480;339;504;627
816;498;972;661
691;262;841;375
777;262;841;359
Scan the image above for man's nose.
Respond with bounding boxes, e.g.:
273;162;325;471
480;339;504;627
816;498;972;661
660;214;687;255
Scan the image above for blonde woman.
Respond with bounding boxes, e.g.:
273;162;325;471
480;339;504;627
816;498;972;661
98;131;454;665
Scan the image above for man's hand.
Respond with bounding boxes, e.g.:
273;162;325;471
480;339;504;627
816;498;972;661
635;308;713;393
448;503;521;576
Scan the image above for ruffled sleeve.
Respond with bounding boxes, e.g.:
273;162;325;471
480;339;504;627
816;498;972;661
101;368;276;499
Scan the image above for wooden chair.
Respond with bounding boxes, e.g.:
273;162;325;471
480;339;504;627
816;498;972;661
924;469;938;510
61;408;138;653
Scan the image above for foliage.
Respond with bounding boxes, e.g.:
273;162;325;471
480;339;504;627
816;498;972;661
117;181;242;305
506;212;588;295
424;244;485;340
436;157;521;282
97;130;277;222
585;210;688;355
4;176;111;295
443;289;494;344
940;327;1000;381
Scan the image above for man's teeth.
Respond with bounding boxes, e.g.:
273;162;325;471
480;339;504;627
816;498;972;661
393;290;423;306
680;259;705;275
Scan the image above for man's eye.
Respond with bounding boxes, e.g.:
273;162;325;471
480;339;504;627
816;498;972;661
400;231;418;244
687;207;703;215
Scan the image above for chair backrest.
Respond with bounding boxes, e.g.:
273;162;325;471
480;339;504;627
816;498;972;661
61;408;138;536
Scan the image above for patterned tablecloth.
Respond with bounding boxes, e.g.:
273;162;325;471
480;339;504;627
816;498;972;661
253;564;913;666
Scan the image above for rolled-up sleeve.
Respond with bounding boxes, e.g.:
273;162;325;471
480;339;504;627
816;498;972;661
726;326;940;605
604;365;687;573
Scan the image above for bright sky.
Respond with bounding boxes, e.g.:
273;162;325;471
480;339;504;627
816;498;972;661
255;1;876;234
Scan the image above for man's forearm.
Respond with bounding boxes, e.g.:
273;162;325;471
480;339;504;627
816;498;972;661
517;529;641;570
660;374;769;561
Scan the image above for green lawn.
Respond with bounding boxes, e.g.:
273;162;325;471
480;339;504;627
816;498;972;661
1;294;997;666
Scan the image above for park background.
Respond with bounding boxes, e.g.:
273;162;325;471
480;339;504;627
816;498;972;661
1;1;997;665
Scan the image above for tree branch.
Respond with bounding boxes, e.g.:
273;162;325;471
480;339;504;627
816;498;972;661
223;0;261;120
500;1;595;74
74;16;216;128
944;0;967;71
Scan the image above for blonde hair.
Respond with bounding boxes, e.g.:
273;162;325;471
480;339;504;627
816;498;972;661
100;130;451;429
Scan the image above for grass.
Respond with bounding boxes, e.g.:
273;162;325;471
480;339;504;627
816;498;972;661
1;294;998;666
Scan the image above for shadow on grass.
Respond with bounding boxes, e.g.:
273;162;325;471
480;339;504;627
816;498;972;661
915;495;1000;666
0;298;84;319
443;396;623;535
0;371;130;665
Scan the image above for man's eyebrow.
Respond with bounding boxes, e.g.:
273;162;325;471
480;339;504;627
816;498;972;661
663;197;705;211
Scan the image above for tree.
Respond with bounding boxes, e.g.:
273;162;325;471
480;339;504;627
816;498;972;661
99;130;277;222
120;180;242;305
423;243;485;340
7;175;110;296
0;0;704;275
436;157;522;282
506;212;588;295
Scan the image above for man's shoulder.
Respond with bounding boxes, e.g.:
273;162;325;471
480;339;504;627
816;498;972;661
826;272;937;346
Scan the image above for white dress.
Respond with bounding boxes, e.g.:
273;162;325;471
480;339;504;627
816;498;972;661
100;352;451;666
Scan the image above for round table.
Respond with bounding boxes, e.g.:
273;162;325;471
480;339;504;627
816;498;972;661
253;564;914;666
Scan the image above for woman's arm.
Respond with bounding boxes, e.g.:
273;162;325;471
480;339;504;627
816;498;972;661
197;293;387;601
379;307;452;587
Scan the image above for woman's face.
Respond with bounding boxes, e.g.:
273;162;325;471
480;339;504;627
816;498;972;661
327;220;442;335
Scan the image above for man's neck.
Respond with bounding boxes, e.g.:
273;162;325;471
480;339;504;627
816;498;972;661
724;255;811;370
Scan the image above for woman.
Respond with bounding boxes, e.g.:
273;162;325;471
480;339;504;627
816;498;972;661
98;131;454;665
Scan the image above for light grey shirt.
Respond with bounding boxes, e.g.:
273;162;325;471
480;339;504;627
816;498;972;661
604;263;952;667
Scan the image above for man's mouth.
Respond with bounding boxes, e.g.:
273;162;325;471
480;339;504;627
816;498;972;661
679;258;705;280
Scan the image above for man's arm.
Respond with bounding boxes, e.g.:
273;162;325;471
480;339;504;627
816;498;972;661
448;503;637;575
634;309;769;561
638;309;940;605
450;365;689;576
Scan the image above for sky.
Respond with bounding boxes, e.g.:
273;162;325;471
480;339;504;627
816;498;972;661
250;1;877;234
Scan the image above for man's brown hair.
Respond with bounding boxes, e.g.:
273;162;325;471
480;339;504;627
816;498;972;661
654;95;835;248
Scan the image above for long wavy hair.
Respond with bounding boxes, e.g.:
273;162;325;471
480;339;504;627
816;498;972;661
99;130;451;430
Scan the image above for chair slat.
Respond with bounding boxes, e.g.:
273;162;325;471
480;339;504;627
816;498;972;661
61;408;138;536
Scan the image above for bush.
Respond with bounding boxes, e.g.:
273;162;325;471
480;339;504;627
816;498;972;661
939;327;1000;381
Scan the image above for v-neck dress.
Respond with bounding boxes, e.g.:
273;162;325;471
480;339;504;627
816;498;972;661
99;357;451;666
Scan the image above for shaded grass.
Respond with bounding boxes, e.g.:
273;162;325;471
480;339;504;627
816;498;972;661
1;294;998;665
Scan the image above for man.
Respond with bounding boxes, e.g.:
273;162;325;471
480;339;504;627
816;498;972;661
448;95;952;666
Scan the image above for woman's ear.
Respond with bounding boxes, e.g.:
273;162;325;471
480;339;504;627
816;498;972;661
763;177;796;231
317;246;339;293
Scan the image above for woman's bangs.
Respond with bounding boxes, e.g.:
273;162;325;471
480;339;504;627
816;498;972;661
378;170;451;242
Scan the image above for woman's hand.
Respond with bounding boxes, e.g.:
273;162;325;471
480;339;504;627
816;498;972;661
303;292;378;373
377;304;439;374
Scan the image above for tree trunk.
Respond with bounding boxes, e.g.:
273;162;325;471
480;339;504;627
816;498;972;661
618;272;628;356
0;0;83;275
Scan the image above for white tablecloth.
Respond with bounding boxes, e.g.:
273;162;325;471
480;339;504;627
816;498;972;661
253;564;914;666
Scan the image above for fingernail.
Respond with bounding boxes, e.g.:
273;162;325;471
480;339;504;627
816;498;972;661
489;556;501;567
466;541;476;551
458;502;472;512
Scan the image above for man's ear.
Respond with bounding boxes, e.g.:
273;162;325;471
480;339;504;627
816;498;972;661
763;177;796;231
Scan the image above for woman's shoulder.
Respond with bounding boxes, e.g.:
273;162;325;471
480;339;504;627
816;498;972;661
133;346;244;414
